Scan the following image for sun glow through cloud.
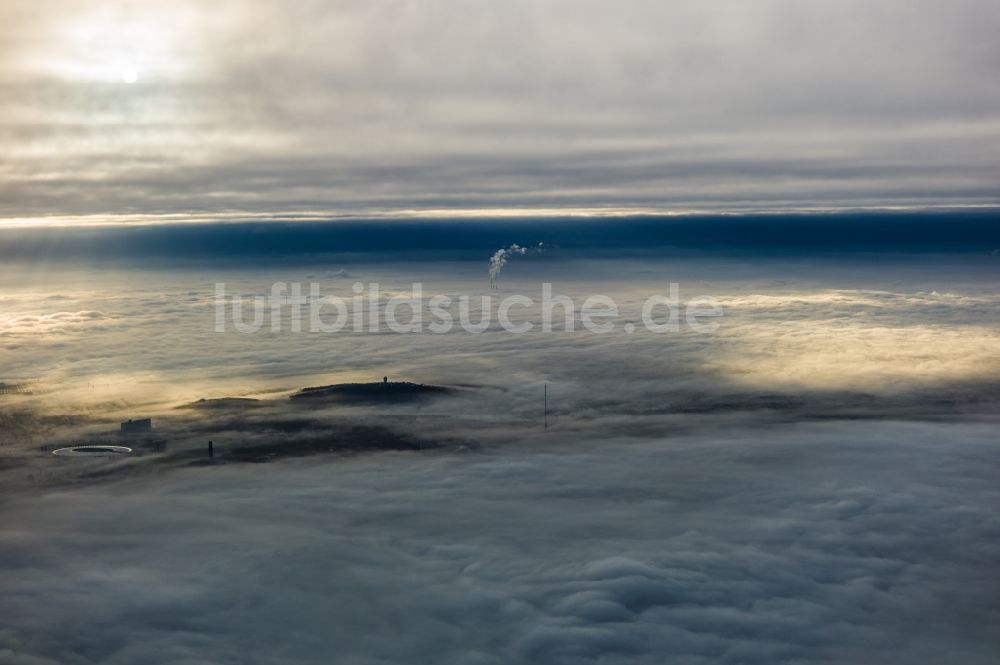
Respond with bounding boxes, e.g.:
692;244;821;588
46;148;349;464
39;6;195;86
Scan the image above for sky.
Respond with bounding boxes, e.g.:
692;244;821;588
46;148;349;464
2;0;1000;222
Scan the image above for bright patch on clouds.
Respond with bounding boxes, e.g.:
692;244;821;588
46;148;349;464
718;322;1000;389
717;289;997;310
0;310;111;337
710;290;1000;389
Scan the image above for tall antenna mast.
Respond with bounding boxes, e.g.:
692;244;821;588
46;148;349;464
544;382;548;430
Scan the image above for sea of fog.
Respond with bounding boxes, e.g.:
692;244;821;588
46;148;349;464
1;253;999;663
2;255;998;416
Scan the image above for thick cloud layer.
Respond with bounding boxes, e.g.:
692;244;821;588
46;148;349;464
2;0;999;219
1;253;998;662
1;421;999;664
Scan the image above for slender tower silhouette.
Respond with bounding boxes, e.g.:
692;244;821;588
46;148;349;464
544;383;548;430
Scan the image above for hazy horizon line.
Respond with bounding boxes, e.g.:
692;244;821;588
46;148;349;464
2;203;1000;230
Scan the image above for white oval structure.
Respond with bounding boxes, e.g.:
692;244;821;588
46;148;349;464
52;445;132;458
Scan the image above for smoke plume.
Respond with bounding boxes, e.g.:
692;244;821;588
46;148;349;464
488;243;543;288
